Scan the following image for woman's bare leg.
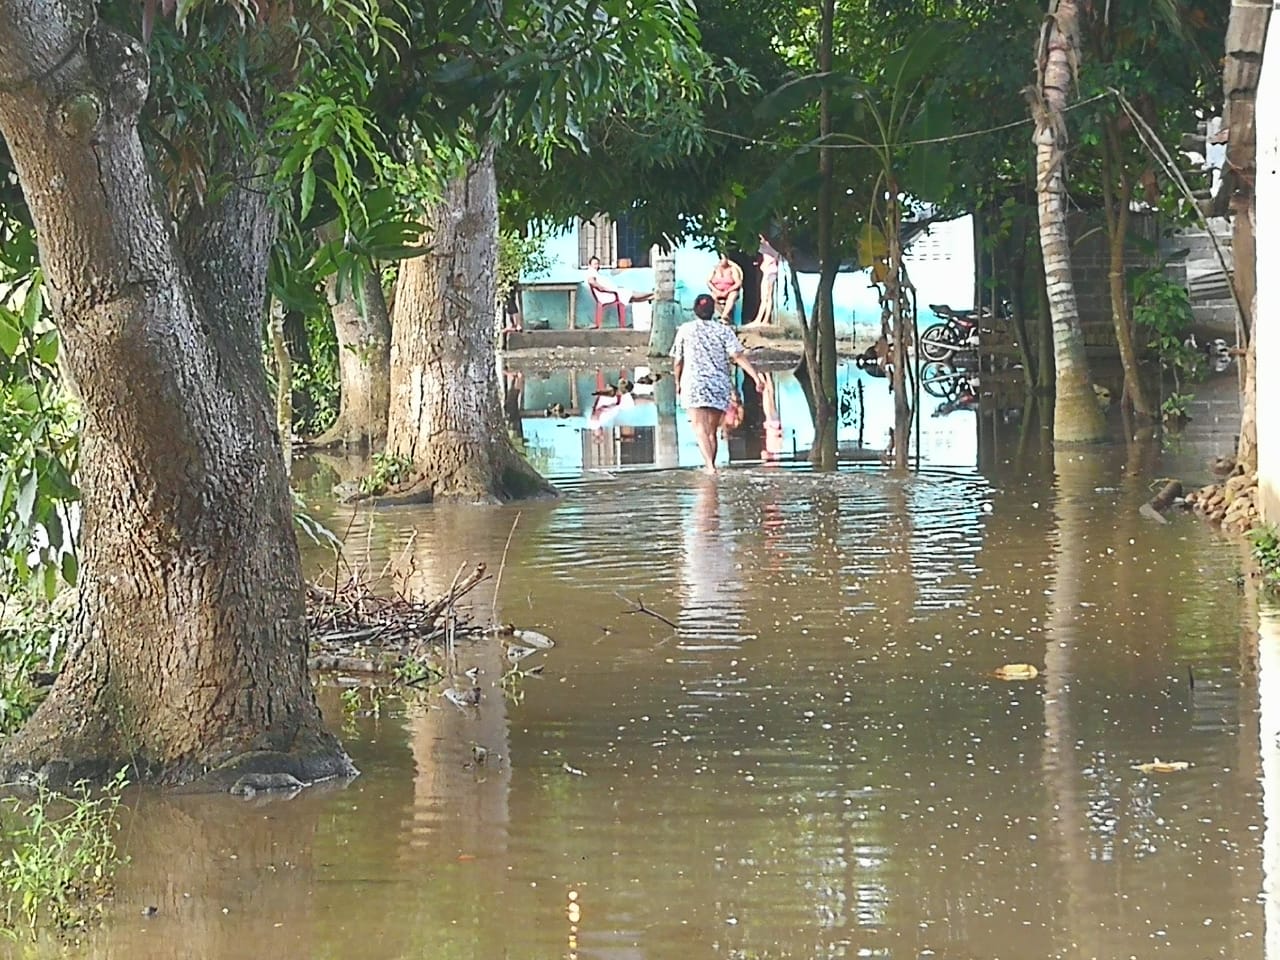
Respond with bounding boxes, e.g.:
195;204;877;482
754;276;775;324
720;290;739;323
691;407;722;472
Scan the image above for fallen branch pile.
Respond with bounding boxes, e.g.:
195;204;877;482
306;563;489;673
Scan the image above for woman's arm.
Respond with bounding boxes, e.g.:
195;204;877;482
732;350;766;391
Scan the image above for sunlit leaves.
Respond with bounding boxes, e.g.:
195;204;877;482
0;266;80;600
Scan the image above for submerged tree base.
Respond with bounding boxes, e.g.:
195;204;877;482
0;721;356;794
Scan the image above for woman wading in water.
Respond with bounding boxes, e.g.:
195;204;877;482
672;294;767;474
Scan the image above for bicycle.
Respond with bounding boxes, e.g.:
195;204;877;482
918;302;1005;361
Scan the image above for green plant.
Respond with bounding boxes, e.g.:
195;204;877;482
0;592;73;738
359;452;413;496
497;230;554;304
1;261;81;601
1160;391;1194;423
1249;526;1280;587
1132;267;1204;408
0;770;129;940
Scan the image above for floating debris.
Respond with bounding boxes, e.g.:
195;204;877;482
1132;759;1191;774
514;629;555;649
992;663;1040;681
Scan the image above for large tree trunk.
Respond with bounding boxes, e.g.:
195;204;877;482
312;266;391;450
0;9;352;786
385;145;554;502
811;0;838;470
1033;0;1107;443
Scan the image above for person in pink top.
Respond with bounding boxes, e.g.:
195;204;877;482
706;254;744;324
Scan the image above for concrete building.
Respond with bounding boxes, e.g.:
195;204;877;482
1257;8;1279;520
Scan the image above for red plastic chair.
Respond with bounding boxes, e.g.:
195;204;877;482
588;283;627;329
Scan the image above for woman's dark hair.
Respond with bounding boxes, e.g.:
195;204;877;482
693;294;717;320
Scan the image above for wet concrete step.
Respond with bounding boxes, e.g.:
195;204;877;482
506;329;652;350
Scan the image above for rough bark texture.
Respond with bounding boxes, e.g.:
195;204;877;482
1034;0;1107;443
0;7;353;786
887;196;911;471
312;265;391;449
1234;203;1258;471
1100;123;1153;417
385;145;554;503
811;0;838;470
268;298;293;473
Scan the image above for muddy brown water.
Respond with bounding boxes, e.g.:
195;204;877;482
28;369;1273;960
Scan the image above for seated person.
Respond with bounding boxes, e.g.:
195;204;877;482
707;254;744;323
585;256;654;305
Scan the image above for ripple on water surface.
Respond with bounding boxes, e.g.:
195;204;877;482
75;460;1267;960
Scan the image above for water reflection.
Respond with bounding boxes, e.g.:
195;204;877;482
508;360;979;477
63;448;1272;960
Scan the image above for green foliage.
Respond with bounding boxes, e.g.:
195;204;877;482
0;771;129;940
497;230;553;299
291;312;340;436
1132;267;1203;406
359;452;413;495
0;593;72;737
1249;526;1280;587
0;235;80;601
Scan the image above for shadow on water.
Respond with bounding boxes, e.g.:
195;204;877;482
61;359;1272;960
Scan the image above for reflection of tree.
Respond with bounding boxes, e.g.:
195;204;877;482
87;791;332;960
399;527;515;960
1043;450;1107;957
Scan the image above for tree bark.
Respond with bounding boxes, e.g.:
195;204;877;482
0;7;352;785
1033;0;1107;443
268;298;293;473
812;0;838;470
312;265;391;450
385;144;555;502
1101;120;1153;417
887;194;912;471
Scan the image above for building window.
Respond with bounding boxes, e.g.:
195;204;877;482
615;214;650;267
577;213;650;268
578;214;615;267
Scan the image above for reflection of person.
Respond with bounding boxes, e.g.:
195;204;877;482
707;254;744;324
678;476;741;638
672;294;766;474
760;371;784;461
751;236;780;326
585;256;654;305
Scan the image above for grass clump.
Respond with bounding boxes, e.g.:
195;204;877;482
0;771;128;941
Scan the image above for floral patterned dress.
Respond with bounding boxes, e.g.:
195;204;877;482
671;318;743;411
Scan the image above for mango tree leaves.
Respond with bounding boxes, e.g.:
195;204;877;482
0;269;80;599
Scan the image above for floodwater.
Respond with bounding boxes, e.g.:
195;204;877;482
33;368;1278;960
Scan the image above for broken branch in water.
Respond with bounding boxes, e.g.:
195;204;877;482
614;592;678;630
306;563;490;670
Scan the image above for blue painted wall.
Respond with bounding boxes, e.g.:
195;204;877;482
519;217;977;339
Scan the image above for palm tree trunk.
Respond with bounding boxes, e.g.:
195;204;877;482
1033;0;1107;443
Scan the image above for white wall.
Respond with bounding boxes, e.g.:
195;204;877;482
1258;17;1280;521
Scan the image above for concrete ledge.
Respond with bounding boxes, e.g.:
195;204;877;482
506;329;651;350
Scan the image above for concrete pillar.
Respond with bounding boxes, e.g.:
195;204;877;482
648;247;680;358
1258;24;1279;521
654;376;680;468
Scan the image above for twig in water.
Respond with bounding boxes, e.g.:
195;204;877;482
614;592;679;630
491;512;522;629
